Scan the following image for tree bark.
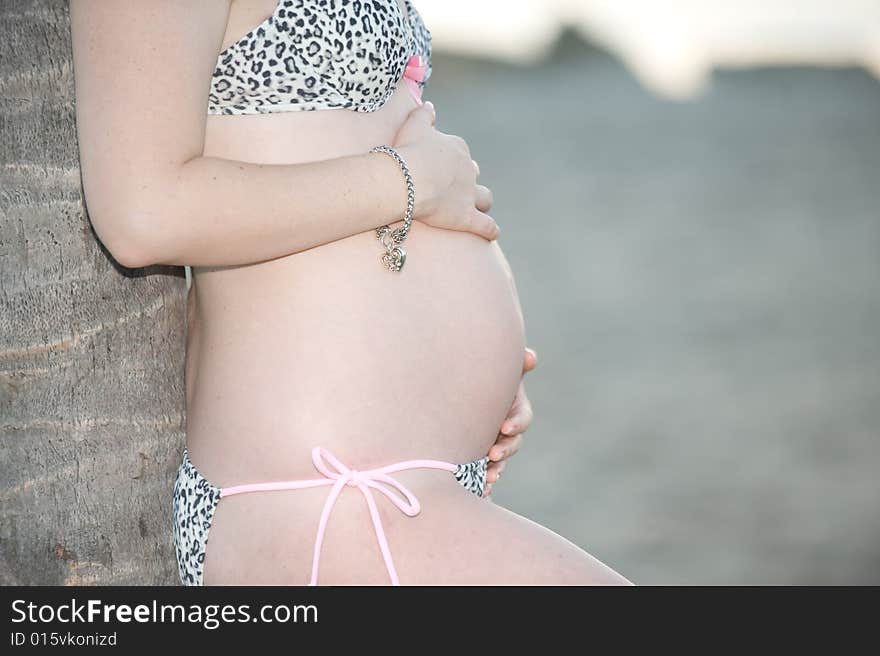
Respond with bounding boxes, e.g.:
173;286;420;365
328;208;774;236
0;0;186;585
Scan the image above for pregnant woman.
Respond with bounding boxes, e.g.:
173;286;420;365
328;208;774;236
70;0;629;585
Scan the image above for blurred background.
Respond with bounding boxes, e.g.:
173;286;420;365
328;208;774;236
416;0;880;584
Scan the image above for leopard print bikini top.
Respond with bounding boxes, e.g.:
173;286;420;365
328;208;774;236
208;0;432;114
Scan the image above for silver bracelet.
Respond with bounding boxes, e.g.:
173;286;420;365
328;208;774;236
370;144;414;272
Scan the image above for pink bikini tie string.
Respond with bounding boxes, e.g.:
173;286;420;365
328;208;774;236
219;446;458;586
402;54;426;105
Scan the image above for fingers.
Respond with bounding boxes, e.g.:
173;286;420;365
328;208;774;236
464;208;500;241
523;347;538;374
486;459;507;485
500;386;533;437
488;433;523;462
409;99;435;128
474;184;493;213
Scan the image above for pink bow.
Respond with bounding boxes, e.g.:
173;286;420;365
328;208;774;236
308;447;455;585
219;445;458;586
403;54;426;105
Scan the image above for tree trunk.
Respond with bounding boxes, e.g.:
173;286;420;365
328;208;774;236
0;0;186;585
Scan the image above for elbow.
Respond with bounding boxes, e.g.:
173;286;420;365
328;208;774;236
88;205;158;269
78;157;189;268
85;197;168;270
79;162;190;268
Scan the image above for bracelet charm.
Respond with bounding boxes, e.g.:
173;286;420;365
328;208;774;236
377;226;407;272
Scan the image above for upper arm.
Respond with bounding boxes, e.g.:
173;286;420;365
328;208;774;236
70;0;230;266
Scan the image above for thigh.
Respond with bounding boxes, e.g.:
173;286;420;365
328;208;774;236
389;492;633;585
202;480;632;586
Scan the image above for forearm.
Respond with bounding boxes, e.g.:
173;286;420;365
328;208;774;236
101;148;416;268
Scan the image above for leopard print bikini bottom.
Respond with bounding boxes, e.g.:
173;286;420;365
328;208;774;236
172;446;489;586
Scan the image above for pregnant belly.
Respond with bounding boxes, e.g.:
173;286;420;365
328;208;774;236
185;221;526;484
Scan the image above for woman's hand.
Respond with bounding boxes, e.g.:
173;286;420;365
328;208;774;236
392;101;499;241
484;347;537;497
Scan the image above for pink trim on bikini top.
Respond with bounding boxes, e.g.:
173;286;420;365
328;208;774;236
219;446;457;586
403;54;426;105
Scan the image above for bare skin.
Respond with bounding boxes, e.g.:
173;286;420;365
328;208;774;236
70;0;630;585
